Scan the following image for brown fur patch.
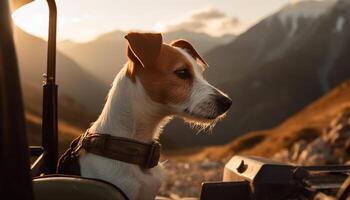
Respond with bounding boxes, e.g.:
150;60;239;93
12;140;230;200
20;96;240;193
171;39;208;68
135;44;195;104
125;32;162;68
125;32;163;82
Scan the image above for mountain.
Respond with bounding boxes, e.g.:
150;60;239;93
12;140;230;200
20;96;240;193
204;0;337;84
14;27;108;114
58;30;235;84
58;31;126;85
163;30;235;54
161;0;350;149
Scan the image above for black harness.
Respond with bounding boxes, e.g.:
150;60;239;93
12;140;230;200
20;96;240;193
57;136;82;175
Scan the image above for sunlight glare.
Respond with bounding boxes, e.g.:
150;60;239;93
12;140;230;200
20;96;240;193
12;0;49;40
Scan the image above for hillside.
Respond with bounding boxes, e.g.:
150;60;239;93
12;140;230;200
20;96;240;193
161;0;350;148
25;112;82;153
197;79;350;160
22;83;95;152
14;27;108;114
22;82;95;129
58;30;235;84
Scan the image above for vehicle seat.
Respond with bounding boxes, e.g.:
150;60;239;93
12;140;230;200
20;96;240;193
33;175;128;200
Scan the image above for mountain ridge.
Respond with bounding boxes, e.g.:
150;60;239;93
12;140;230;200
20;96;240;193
162;0;350;148
58;29;235;84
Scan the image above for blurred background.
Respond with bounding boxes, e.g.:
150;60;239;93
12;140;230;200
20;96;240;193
12;0;350;197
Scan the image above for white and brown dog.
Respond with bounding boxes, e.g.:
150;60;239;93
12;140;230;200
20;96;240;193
78;32;232;200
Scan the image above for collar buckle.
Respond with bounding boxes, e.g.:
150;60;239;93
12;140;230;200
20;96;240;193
144;140;161;169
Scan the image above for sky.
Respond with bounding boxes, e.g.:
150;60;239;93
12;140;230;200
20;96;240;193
12;0;291;43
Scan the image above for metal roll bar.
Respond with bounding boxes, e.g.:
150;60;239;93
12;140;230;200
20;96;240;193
29;0;59;175
41;0;58;174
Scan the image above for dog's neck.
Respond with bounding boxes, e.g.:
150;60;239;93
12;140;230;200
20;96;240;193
89;66;171;143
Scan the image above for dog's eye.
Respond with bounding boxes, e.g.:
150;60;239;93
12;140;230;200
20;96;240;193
174;68;191;80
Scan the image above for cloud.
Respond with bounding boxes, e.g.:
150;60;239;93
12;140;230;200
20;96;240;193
166;20;205;32
190;8;226;20
156;7;241;36
218;17;240;31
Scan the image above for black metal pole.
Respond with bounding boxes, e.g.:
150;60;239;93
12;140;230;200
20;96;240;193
42;0;58;174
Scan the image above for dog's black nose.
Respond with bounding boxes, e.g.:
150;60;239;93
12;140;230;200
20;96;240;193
216;95;232;115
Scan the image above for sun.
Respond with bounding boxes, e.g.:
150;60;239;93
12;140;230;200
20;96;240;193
11;0;112;43
12;0;50;40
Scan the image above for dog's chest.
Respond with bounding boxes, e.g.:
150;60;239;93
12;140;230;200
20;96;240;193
79;152;163;200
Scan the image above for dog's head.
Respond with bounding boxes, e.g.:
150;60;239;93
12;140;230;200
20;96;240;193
125;32;231;127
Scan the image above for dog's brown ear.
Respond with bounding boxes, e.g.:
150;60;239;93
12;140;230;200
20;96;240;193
171;39;208;67
125;32;163;68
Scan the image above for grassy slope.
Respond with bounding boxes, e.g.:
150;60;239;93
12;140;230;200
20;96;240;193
194;80;350;160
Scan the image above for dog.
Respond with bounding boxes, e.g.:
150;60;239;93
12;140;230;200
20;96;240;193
78;32;232;200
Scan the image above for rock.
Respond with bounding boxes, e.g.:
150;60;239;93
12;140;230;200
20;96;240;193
291;140;307;161
274;107;350;165
183;163;190;170
330;108;350;128
199;159;221;169
159;158;224;198
297;138;331;165
339;124;350;137
345;138;350;154
273;149;290;162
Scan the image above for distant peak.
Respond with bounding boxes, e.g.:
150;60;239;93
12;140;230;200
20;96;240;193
278;0;336;23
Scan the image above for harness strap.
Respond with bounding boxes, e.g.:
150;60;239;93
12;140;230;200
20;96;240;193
57;136;82;175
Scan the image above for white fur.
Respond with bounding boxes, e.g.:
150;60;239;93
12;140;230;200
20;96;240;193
78;47;229;200
79;66;165;200
172;48;228;122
